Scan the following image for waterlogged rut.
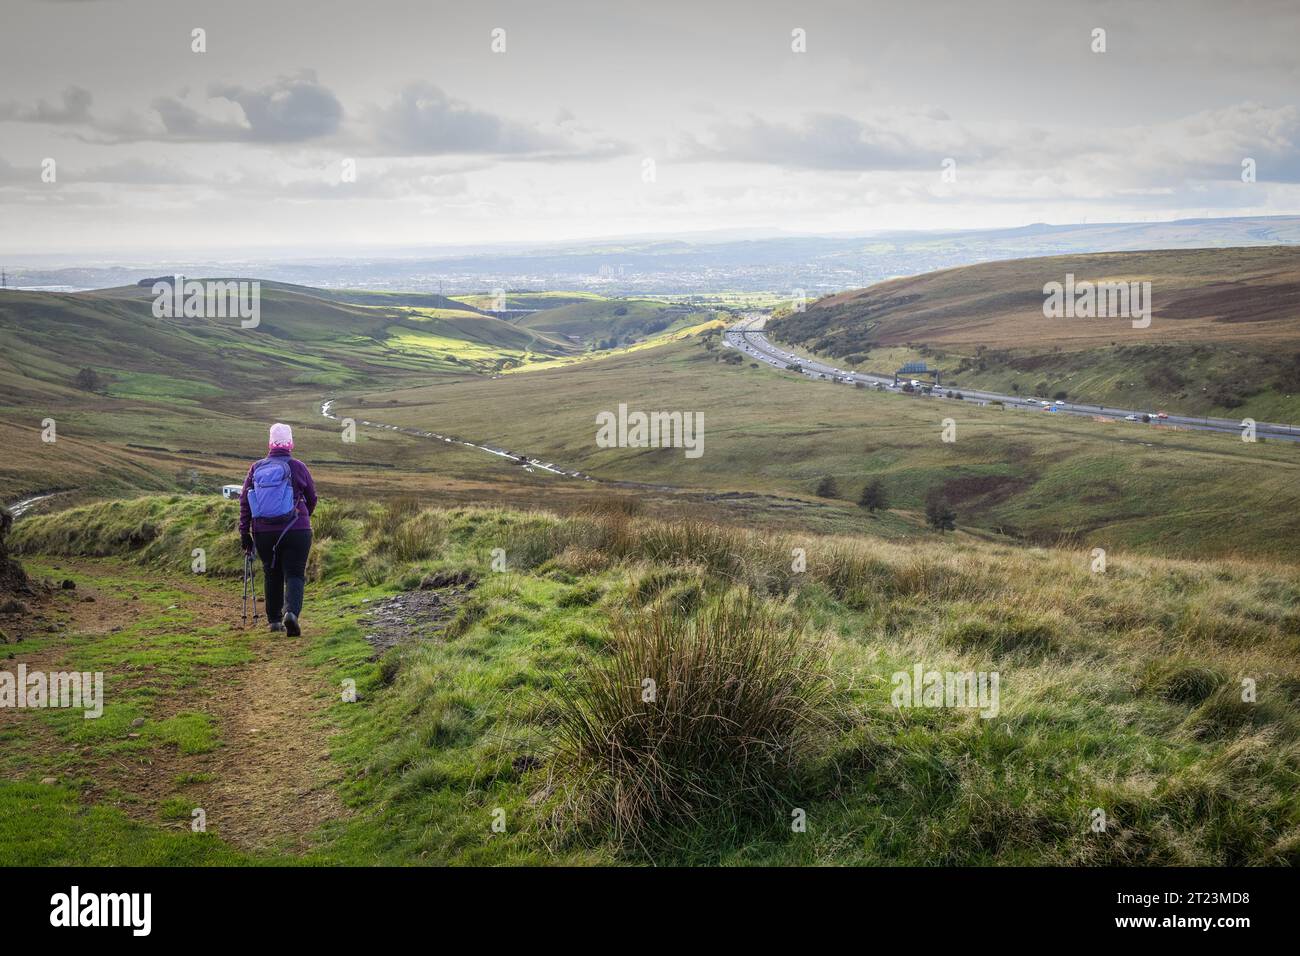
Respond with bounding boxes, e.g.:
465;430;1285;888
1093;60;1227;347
319;399;596;481
316;399;849;522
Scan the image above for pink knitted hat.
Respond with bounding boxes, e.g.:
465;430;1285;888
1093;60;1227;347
268;422;294;450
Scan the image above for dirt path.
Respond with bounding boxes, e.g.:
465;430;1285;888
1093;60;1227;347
0;558;345;855
199;634;344;852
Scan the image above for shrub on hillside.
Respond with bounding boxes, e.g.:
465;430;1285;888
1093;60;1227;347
924;493;956;533
858;479;888;513
73;367;106;392
549;590;834;840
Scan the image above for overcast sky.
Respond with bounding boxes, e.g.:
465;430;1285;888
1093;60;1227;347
2;0;1298;258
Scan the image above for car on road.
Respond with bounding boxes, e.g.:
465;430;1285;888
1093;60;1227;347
1124;414;1140;421
1155;411;1169;419
221;484;243;499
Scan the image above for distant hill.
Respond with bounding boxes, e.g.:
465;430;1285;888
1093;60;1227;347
448;291;707;348
0;279;574;404
767;245;1300;420
513;298;701;347
11;215;1300;296
0;279;580;503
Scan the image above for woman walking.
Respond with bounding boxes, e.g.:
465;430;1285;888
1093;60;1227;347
239;423;317;635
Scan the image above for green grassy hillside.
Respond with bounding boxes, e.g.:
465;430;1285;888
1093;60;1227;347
449;292;706;349
768;246;1300;421
0;281;576;505
345;334;1300;560
0;280;573;401
5;495;1298;865
7;272;1300;564
514;298;701;348
452;291;607;311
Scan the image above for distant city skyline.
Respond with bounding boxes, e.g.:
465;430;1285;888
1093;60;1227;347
3;0;1298;257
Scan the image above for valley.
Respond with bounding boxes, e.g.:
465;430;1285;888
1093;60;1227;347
3;245;1298;869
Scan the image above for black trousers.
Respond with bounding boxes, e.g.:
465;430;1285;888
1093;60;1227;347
253;529;312;623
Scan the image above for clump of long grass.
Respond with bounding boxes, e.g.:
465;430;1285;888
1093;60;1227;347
308;498;369;540
549;589;835;842
941;604;1061;656
632;519;749;580
369;508;445;563
540;546;611;578
498;512;633;570
1138;659;1227;705
575;495;643;519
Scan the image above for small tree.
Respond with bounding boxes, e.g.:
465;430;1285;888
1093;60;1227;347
815;475;839;499
858;479;888;513
925;492;956;533
73;367;103;392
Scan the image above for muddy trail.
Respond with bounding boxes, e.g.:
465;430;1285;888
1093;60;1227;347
0;558;345;855
359;570;476;656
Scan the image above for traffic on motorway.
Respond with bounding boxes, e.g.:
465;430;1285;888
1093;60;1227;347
723;315;1300;443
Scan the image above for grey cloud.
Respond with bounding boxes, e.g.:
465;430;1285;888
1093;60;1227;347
5;74;619;162
1029;102;1300;188
44;71;347;144
75;158;204;184
0;154;199;187
205;72;344;142
138;71;343;143
267;170;470;202
0;157;24;184
0;86;92;124
368;82;625;160
683;100;1300;188
682;111;993;171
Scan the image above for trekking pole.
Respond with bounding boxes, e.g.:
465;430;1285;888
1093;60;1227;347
242;552;251;626
250;552;260;626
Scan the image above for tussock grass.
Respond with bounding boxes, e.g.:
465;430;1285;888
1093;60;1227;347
369;509;445;563
549;590;834;842
941;605;1062;657
1139;659;1227;705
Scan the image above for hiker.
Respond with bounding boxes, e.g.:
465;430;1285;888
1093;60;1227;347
238;423;317;635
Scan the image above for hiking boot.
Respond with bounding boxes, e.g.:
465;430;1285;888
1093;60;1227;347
283;612;301;637
268;621;285;633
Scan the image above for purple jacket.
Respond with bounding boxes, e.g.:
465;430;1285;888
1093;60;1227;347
238;449;317;534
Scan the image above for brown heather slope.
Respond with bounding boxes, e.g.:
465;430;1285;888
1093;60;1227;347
778;245;1300;351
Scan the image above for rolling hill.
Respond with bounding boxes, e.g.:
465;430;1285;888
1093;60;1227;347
343;331;1300;560
512;298;701;347
0;279;575;404
6;263;1300;562
450;292;707;348
0;280;578;505
768;246;1300;420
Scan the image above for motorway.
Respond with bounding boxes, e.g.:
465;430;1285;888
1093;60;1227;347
724;314;1300;444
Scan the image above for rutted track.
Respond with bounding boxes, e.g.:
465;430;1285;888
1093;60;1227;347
319;399;694;492
320;399;596;481
317;399;850;517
